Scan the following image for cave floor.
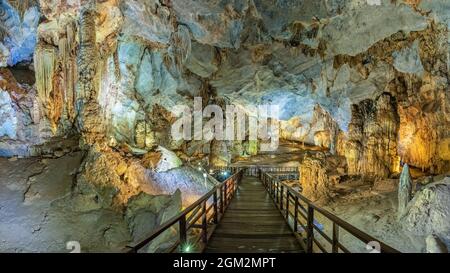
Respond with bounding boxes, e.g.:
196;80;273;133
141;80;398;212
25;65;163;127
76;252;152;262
0;153;131;253
231;142;325;167
321;187;426;252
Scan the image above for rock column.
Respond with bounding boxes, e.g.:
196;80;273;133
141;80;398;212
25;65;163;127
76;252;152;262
76;2;104;145
398;163;413;218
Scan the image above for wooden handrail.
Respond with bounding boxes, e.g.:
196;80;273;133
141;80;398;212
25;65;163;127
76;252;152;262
257;169;400;253
126;169;244;253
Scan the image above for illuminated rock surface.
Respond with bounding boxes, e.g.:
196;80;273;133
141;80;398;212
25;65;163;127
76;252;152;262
300;152;346;204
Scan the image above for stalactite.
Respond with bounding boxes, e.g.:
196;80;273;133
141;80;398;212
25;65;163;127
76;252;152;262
345;104;363;175
0;24;8;41
57;19;78;123
34;44;62;132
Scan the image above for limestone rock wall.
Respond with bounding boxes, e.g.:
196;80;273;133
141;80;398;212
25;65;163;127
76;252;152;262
0;0;39;67
0;0;449;195
0;68;54;156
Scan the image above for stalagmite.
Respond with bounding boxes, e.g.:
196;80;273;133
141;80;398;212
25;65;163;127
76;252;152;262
398;164;413;218
210;140;231;167
300;156;333;204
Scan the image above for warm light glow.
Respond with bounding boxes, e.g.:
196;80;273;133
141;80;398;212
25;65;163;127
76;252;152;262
181;242;195;253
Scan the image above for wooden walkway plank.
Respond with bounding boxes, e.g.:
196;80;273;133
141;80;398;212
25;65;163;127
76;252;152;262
205;176;304;253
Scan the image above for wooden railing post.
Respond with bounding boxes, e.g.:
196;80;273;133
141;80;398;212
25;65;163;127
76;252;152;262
202;201;207;244
280;184;284;210
230;178;234;195
213;190;219;224
306;205;314;253
272;180;275;199
285;191;289;220
223;182;228;208
220;185;224;214
269;178;272;196
273;180;276;198
179;215;187;251
294;196;299;233
332;223;339;253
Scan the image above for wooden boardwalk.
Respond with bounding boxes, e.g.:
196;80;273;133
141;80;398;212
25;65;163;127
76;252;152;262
205;176;304;253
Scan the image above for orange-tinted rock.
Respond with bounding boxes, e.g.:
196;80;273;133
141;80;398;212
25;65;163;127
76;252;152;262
300;153;346;204
345;94;400;178
142;151;163;170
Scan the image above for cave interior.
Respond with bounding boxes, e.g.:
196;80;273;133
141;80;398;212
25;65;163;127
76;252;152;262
0;0;449;253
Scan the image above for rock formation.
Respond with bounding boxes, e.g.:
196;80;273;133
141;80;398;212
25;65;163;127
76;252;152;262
0;0;39;66
210;140;232;167
125;189;182;252
398;164;413;218
345;93;400;178
1;0;449;174
403;177;450;241
425;234;448;253
76;2;103;145
300;153;346;204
